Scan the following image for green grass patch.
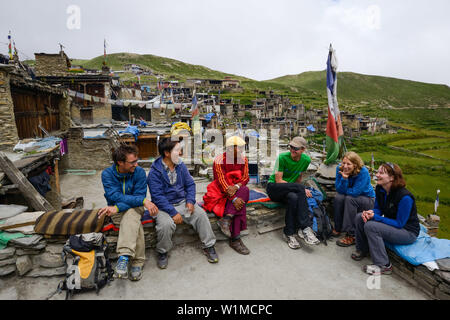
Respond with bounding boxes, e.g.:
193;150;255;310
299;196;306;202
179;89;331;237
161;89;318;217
416;201;450;239
421;149;450;160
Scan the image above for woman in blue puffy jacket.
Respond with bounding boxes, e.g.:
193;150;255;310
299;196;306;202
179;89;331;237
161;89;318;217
333;151;375;247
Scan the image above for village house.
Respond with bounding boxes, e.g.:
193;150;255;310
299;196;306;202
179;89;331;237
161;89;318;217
124;64;144;74
34;51;113;125
222;76;240;90
0;62;71;150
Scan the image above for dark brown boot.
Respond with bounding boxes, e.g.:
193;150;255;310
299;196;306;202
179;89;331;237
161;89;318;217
217;217;231;238
229;238;250;255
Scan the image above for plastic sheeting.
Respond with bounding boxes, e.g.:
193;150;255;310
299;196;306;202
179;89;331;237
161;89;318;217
118;125;140;141
385;224;450;266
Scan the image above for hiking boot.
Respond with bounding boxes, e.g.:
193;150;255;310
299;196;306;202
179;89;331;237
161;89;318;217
284;234;302;249
229;238;250;255
157;252;168;269
363;263;392;275
129;265;143;281
336;235;356;247
217;218;231;238
114;255;129;279
203;246;219;263
298;227;320;245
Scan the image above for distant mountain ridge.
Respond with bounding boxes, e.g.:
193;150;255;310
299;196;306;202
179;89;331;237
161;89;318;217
267;71;450;108
25;52;450;109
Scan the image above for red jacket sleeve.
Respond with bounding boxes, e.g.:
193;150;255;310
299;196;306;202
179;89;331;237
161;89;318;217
214;154;231;193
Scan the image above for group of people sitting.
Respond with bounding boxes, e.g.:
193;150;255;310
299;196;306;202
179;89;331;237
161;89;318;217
98;135;420;281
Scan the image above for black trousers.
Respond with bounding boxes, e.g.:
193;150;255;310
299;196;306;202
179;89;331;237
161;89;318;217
266;183;312;236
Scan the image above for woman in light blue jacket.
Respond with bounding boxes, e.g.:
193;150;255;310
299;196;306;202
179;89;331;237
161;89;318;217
333;151;375;247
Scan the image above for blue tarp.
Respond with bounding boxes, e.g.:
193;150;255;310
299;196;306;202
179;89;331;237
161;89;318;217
119;125;140;141
205;113;215;123
307;125;316;132
247;131;260;138
385;224;450;266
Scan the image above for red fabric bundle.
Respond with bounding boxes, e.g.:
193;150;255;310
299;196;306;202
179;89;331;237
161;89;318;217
202;170;242;217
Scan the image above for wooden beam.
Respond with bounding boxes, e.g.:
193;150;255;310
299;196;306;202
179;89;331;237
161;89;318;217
0;152;54;212
54;159;60;194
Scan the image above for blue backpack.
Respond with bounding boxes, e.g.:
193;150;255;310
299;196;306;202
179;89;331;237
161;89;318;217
307;188;333;245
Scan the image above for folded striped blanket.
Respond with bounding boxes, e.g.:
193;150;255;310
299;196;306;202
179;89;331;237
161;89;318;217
34;209;108;236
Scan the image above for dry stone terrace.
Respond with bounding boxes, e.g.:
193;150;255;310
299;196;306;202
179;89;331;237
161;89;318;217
0;164;449;300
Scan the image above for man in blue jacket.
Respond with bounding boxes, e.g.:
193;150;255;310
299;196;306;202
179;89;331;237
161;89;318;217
98;144;158;281
148;138;218;269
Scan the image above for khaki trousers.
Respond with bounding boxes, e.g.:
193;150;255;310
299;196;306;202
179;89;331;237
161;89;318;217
111;207;146;267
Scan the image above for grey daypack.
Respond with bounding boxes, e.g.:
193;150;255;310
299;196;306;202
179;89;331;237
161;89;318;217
49;233;113;300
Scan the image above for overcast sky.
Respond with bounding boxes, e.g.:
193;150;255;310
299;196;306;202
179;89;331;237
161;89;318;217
1;0;449;85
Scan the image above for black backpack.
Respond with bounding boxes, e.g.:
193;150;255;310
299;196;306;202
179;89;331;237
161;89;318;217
311;202;333;246
48;233;114;300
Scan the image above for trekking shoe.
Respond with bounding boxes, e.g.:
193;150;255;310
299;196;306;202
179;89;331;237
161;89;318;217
114;255;129;279
129;265;143;281
351;250;369;261
229;238;250;255
217;218;232;238
284;234;302;249
157;252;168;269
203;246;219;263
298;227;320;245
363;263;393;275
336;235;356;247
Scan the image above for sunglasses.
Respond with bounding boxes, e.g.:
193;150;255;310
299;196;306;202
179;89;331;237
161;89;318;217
289;145;304;151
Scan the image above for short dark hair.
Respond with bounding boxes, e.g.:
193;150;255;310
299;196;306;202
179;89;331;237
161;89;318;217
158;138;179;158
112;144;138;165
381;162;406;190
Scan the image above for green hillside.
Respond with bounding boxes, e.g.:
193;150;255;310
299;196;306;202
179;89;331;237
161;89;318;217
72;53;249;82
269;71;450;108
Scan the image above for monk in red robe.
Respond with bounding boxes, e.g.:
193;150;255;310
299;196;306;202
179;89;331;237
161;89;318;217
203;136;250;255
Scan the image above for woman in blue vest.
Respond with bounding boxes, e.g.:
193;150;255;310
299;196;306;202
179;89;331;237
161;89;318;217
352;163;420;275
333;151;375;247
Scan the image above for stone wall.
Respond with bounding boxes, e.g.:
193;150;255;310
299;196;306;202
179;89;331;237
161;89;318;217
70;83;112;125
0;200;449;300
59;95;71;131
34;53;69;77
64;127;112;170
70;102;112;125
389;249;450;300
0;67;20;150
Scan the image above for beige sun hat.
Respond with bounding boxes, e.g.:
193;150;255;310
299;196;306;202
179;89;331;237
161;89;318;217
289;136;307;149
225;136;246;148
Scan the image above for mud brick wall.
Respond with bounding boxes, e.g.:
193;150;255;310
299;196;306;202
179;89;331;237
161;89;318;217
0;69;20;150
